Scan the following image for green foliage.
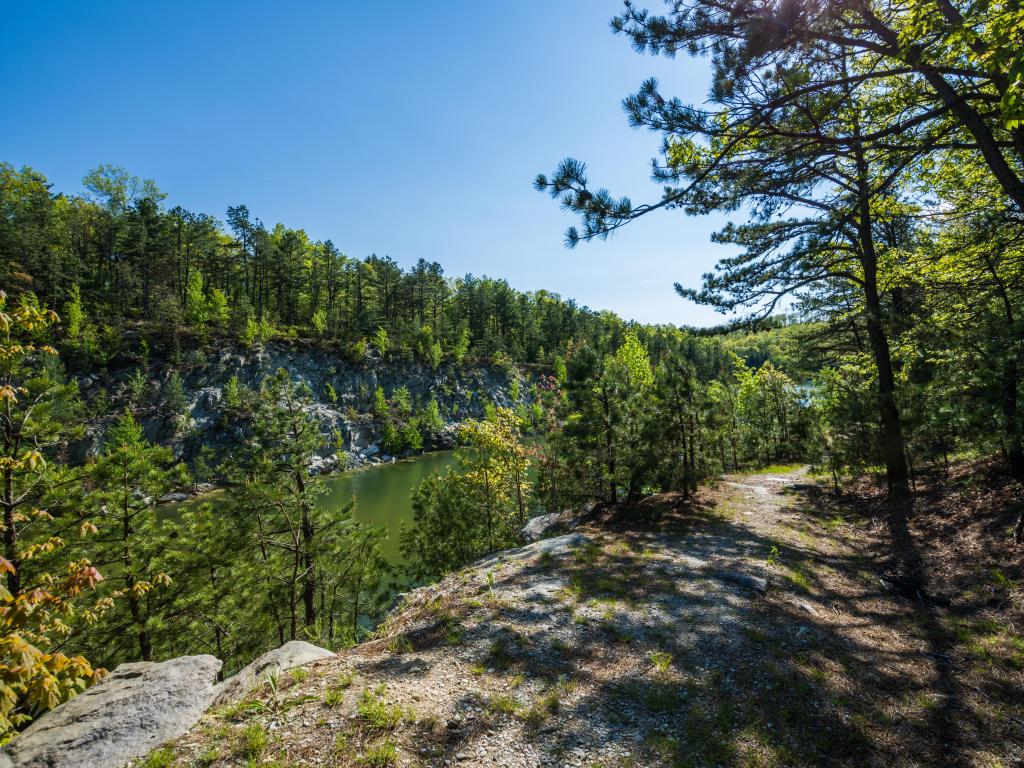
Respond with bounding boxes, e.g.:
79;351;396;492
541;332;812;511
451;327;471;365
380;421;402;455
64;285;86;342
0;293;104;739
415;325;442;369
553;356;568;385
139;747;175;768
358;738;398;767
184;272;208;326
242;314;275;348
62;285;108;365
356;686;407;731
127;368;149;407
418;399;445;437
78;410;187;663
613;331;653;388
218;369;386;652
223;375;242;410
207;289;229;329
402;408;532;579
311;307;327;336
350;338;369;361
373;327;389;357
161;372;187;415
400;422;422;452
2;161;707;380
373;387;388;419
392;386;412;417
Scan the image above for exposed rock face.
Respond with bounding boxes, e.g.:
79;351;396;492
2;655;221;768
521;512;563;543
212;640;334;705
520;503;597;543
477;532;591;569
69;340;529;472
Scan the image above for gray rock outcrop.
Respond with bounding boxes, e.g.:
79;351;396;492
478;532;591;569
212;640;334;705
521;512;563;543
2;654;221;768
69;340;530;472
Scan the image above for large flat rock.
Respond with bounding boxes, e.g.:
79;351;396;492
477;532;590;569
3;654;221;768
212;640;334;705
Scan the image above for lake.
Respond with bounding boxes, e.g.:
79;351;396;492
322;450;459;564
164;451;460;569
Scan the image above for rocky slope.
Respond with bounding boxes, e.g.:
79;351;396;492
68;339;530;475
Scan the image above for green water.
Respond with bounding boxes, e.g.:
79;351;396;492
323;451;459;564
166;451;460;568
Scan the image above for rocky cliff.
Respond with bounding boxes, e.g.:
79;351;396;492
68;340;530;475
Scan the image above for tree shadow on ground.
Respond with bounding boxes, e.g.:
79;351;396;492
176;469;1023;767
384;473;1022;766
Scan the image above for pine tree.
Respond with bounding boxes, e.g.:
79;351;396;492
84;410;186;663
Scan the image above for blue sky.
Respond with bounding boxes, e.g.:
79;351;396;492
2;1;736;326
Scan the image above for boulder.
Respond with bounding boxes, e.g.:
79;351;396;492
2;654;221;768
521;512;563;543
521;503;596;544
212;641;334;705
478;532;591;569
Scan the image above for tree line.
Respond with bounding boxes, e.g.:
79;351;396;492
401;328;815;580
1;162;618;370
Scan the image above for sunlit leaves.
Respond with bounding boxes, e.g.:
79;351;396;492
0;294;103;739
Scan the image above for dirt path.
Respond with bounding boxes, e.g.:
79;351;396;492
158;468;1023;768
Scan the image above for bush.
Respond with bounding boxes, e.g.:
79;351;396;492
373;387;388;419
311;307;328;336
349;338;369;362
162;372;188;414
419;400;444;437
393;386;412;417
223;376;242;409
381;422;402;454
401;421;423;451
373;327;389;357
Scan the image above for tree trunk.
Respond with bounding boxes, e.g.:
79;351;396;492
1003;357;1024;482
297;475;317;628
601;387;617;504
852;125;910;500
3;467;20;598
863;276;910;498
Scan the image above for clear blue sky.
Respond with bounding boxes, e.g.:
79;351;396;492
2;0;736;326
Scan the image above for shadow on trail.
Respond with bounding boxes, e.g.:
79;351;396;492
369;474;1015;766
343;469;1024;766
